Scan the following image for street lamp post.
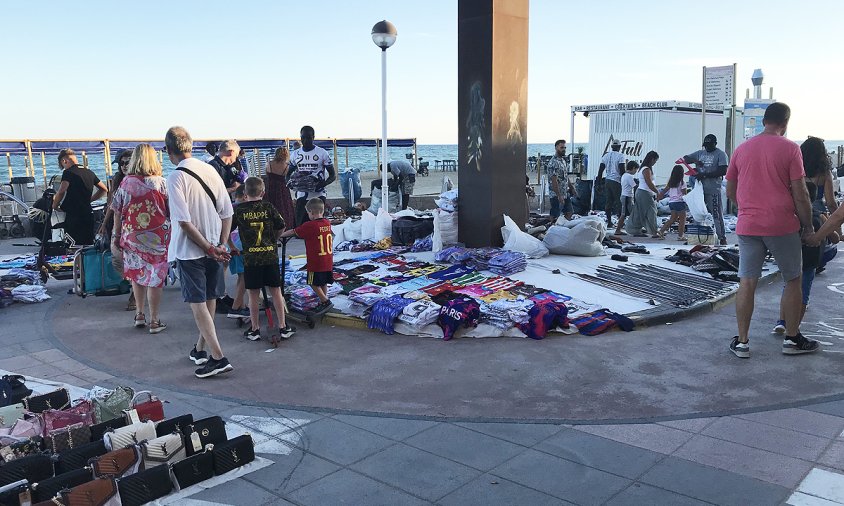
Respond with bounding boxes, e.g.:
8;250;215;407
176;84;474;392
372;20;397;213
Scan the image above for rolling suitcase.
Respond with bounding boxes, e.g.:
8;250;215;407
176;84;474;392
72;243;129;297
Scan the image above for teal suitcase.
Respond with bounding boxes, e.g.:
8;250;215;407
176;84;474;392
73;245;129;296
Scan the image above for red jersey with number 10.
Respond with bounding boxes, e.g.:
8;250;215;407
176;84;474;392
295;218;333;272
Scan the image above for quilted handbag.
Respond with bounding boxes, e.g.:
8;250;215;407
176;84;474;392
55;440;107;475
0;403;25;428
103;421;155;452
128;392;164;423
90;446;141;479
0;479;30;506
0;375;31;407
10;414;44;438
0;453;54;487
61;476;122;506
117;464;172;506
140;432;185;469
92;387;134;424
185;416;226;456
32;468;94;503
89;417;127;443
170;449;213;491
23;388;70;413
0;436;44;463
155;414;192;438
212;435;255;475
43;400;95;435
45;423;92;454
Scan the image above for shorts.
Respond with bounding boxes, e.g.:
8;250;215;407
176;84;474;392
620;196;633;217
228;254;244;275
307;271;334;287
177;257;225;303
737;232;802;281
244;263;281;290
668;201;688;212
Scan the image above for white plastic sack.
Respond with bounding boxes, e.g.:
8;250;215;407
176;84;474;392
683;183;713;225
333;222;347;244
374;209;393;241
359;211;376;241
439;210;458;245
502;215;549;258
341;217;362;241
543;217;607;257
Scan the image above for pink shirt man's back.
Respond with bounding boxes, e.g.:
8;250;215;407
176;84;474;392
725;134;805;236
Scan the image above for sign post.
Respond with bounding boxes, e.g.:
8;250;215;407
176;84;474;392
702;65;736;146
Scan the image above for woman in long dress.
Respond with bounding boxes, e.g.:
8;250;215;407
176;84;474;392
111;144;171;333
264;147;295;229
626;151;660;237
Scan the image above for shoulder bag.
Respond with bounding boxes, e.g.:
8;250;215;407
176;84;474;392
10;413;44;439
90;446;141;479
31;468;94;503
169;447;213;491
0;453;54;488
89;417;127;443
61;476;122;506
177;167;217;210
0;375;32;407
0;403;25;429
43;400;95;435
116;463;172;506
0;436;44;463
212;435;255;475
92;387;134;424
140;432;185;469
23;388;70;414
0;479;30;506
127;392;163;424
102;421;155;452
55;440;107;475
185;416;226;456
154;414;192;438
46;423;92;454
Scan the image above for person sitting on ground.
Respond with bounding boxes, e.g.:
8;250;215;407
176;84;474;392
230;177;295;341
225;186;249;320
280;198;334;312
52;148;109;245
657;165;688;241
614;161;638;236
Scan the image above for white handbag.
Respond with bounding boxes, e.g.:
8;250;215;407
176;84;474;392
104;420;156;451
141;432;186;468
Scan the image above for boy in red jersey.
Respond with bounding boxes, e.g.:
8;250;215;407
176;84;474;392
281;198;334;311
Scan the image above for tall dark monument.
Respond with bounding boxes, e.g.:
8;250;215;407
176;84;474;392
457;0;529;247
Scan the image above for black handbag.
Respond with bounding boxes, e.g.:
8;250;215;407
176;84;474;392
391;216;434;245
0;453;54;487
0;376;32;407
185;416;226;456
155;414;193;438
170;449;214;490
212;435;254;475
31;467;93;502
22;388;70;413
0;436;44;464
0;480;29;506
117;463;173;506
54;440;107;474
89;416;128;442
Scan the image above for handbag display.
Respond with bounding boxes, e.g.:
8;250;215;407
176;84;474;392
102;421;155;452
0;453;54;488
169;449;213;491
0;375;31;407
23;388;71;413
185;416;226;456
0;403;25;429
45;423;92;454
212;435;255;475
140;433;185;469
89;417;127;443
90;446;141;479
10;414;44;439
61;476;122;506
92;387;134;424
0;436;43;463
55;440;107;475
128;392;164;423
32;468;93;503
0;479;30;506
117;464;172;506
154;414;192;438
42;400;95;435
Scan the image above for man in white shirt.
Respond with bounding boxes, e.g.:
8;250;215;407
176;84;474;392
596;139;626;228
165;126;235;379
288;125;335;225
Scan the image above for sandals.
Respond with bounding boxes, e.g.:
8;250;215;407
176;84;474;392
149;320;167;334
677;235;687;241
126;294;136;312
134;312;146;328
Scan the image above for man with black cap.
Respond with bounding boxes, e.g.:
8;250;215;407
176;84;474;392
684;134;729;245
597;139;626;228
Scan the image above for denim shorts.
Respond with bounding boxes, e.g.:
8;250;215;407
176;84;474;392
737;233;802;281
668;201;688;212
177;257;226;303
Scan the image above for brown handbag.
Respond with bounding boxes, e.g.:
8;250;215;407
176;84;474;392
90;445;141;479
61;476;122;506
46;423;92;454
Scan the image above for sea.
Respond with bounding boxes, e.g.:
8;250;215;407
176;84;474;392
4;141;843;185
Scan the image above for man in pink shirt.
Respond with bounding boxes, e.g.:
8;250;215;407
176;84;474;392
725;102;816;358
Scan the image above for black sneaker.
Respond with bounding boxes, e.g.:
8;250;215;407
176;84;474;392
730;336;750;358
279;325;296;340
189;346;208;365
314;300;333;313
216;296;233;314
783;333;820;355
243;328;261;341
195;357;233;378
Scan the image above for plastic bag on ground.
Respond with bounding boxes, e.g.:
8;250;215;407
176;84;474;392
439;210;458;245
359;211;376;242
333;222;347;244
684;183;714;226
374;209;393;242
432;209;444;252
544;217;607;257
502;215;549;258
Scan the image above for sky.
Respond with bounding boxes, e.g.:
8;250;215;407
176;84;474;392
1;0;841;144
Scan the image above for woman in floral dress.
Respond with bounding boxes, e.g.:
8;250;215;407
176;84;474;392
111;144;171;333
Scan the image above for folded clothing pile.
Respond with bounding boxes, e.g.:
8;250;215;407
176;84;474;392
468;248;505;271
488;251;526;275
397;299;441;327
288;284;342;312
368;295;415;335
348;285;386;307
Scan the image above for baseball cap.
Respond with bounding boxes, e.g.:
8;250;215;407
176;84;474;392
112;149;131;164
703;134;717;145
611;139;621;147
